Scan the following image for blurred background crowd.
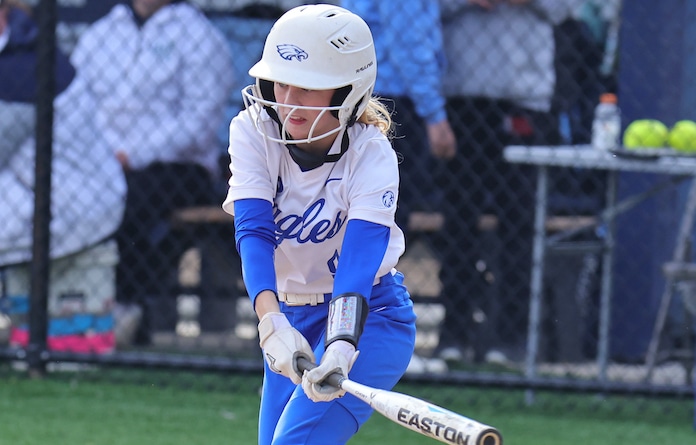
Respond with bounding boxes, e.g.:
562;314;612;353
1;0;695;396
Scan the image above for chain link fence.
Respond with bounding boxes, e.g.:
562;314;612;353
0;0;694;415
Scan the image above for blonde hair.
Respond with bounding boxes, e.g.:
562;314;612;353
358;97;393;138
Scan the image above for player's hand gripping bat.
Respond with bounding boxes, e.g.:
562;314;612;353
297;357;503;445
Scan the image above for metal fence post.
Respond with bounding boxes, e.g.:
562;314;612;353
28;0;57;377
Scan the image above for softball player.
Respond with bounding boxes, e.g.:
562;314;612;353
222;5;417;444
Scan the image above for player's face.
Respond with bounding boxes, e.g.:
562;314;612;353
273;83;340;151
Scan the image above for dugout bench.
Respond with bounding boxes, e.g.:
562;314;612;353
169;204;597;359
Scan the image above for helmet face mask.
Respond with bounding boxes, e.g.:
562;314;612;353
242;84;345;144
243;4;377;144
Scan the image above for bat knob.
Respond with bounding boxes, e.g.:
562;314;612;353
479;430;503;445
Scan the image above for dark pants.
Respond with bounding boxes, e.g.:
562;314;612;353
115;162;215;343
434;97;561;358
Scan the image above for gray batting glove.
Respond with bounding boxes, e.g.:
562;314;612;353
258;312;315;385
302;340;359;402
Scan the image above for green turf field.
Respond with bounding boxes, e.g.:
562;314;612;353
1;370;693;444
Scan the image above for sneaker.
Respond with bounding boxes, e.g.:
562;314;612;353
114;303;143;348
484;349;509;365
406;354;449;375
437;346;465;362
406;354;427;374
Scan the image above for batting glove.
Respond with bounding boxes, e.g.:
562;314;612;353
258;312;315;385
302;340;359;402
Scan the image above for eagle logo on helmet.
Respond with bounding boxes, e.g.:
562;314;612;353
277;44;309;62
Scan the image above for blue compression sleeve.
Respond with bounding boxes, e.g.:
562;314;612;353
333;219;390;300
234;198;277;308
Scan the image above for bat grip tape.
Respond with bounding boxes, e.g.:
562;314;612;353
296;357;344;388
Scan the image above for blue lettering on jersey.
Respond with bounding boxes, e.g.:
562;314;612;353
328;250;339;275
275;199;345;244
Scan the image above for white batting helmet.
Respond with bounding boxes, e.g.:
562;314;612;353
242;4;377;144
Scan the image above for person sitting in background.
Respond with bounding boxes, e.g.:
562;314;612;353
66;0;234;345
0;0;73;169
0;0;126;267
433;0;583;363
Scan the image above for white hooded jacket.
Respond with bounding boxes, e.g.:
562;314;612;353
440;0;583;112
0;74;127;266
69;3;234;176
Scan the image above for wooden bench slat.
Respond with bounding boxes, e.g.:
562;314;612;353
171;206;598;235
171;206;234;226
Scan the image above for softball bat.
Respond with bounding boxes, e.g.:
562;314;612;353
297;357;503;445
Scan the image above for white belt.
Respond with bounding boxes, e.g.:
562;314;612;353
278;292;327;306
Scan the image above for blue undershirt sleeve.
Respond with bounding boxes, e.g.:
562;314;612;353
333;219;390;301
233;198;277;308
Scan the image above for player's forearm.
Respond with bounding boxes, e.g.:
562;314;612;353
255;290;281;320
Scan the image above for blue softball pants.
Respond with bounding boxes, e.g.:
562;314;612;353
258;270;417;445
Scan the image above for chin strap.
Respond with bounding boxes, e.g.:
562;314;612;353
263;105;351;171
286;131;350;171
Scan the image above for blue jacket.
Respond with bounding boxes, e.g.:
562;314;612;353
0;8;75;103
341;0;447;124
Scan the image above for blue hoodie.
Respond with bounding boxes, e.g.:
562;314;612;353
341;0;447;124
0;7;75;103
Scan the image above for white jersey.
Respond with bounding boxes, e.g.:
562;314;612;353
222;108;404;295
